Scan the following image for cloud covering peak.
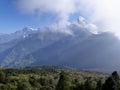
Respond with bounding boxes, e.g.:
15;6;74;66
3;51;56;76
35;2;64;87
16;0;120;38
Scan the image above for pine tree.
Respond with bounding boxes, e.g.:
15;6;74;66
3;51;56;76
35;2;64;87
0;70;5;83
84;78;96;90
102;71;120;90
17;81;31;90
96;80;103;90
56;71;70;90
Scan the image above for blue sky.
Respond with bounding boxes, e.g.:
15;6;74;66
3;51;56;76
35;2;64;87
1;0;120;38
0;0;37;33
0;0;33;33
0;0;81;33
0;0;59;33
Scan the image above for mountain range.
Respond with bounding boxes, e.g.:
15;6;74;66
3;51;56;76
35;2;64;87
0;18;120;72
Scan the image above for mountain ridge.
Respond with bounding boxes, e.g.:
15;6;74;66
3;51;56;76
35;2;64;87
0;18;120;72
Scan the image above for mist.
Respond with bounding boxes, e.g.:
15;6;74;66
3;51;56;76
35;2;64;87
15;0;120;38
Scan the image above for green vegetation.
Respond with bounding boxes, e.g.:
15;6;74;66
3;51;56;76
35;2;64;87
0;66;119;90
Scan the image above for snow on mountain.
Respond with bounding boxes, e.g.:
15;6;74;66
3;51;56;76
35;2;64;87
1;16;119;72
0;16;97;44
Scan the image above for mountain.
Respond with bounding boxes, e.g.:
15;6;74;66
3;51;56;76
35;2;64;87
0;18;120;72
0;27;37;44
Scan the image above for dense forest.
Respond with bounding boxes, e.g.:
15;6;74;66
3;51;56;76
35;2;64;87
0;66;119;90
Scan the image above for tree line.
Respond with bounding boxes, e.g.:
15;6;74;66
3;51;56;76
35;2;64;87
0;68;120;90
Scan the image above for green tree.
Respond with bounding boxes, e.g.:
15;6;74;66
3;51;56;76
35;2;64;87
0;70;6;83
17;81;31;90
102;71;120;90
39;77;48;86
84;78;96;90
29;76;40;88
6;83;17;90
96;80;103;90
40;86;52;90
56;71;70;90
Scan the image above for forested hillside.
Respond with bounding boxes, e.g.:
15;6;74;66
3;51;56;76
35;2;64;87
0;66;119;90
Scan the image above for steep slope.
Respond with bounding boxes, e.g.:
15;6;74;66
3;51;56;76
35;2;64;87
1;29;120;72
0;30;73;67
0;22;93;68
0;18;120;72
24;32;120;72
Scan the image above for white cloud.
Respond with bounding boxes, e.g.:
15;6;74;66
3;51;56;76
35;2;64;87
16;0;120;38
16;0;77;26
74;16;98;34
78;0;120;38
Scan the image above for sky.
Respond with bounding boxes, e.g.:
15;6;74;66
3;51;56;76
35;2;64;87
0;0;60;33
1;0;120;38
0;0;81;33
